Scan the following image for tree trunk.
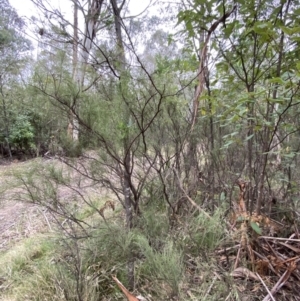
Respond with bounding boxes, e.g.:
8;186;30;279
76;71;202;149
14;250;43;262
68;0;104;141
0;87;12;158
187;7;236;195
68;0;79;141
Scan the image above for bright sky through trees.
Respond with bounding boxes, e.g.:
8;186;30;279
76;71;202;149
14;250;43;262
9;0;152;48
10;0;151;18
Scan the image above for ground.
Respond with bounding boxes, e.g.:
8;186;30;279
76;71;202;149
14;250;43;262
1;158;299;301
0;160;51;252
0;156;116;251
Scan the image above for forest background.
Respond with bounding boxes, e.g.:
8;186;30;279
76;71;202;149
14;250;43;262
1;0;300;300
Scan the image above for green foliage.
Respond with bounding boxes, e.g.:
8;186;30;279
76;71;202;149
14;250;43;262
137;241;183;297
3;0;300;299
178;209;226;256
59;136;83;157
136;207;170;251
82;220;184;298
0;27;12;45
9;115;35;151
0;0;31;66
250;221;262;235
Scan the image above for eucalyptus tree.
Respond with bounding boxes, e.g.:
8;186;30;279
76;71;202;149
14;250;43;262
178;0;300;213
30;0;106;141
211;0;300;213
176;0;236;201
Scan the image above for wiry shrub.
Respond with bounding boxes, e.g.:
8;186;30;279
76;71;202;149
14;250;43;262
178;208;227;257
137;241;184;299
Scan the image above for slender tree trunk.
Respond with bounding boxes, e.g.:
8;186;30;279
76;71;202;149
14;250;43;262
187;6;236;195
69;0;104;141
247;84;255;212
187;32;206;185
206;63;215;192
1;101;12;158
68;0;79;140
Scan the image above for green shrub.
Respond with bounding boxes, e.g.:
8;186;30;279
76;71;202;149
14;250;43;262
9;115;35;152
178;208;226;256
59;135;83;157
137;241;184;298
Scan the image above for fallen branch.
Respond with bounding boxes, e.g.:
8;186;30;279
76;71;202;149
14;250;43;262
231;267;259;281
262;267;293;301
112;275;140;301
203;275;217;299
256;272;276;301
259;236;300;243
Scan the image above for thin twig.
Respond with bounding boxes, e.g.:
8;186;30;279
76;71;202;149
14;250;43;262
38;207;52;231
259;236;300;243
234;243;242;270
215;244;240;254
225;292;232;301
262;269;291;301
256;272;276;301
203;275;217;300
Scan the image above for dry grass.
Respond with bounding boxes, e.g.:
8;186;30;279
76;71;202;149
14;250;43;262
0;156;119;301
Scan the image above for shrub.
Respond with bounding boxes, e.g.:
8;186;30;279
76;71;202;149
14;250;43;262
9;115;35;152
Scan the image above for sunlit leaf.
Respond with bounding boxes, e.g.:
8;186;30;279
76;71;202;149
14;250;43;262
250;222;262;235
245;134;254;141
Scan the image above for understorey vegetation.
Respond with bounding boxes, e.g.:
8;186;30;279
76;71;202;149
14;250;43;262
1;0;300;300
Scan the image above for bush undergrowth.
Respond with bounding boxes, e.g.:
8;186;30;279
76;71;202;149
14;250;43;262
0;203;232;301
0;159;232;301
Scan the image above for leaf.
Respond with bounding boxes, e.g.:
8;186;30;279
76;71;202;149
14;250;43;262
280;25;300;36
221;140;234;148
250;222;262;235
284;152;295;159
220;192;225;201
268;77;285;85
237;216;245;222
245;134;254;141
254;125;262;131
224;21;236;38
201;108;207;115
